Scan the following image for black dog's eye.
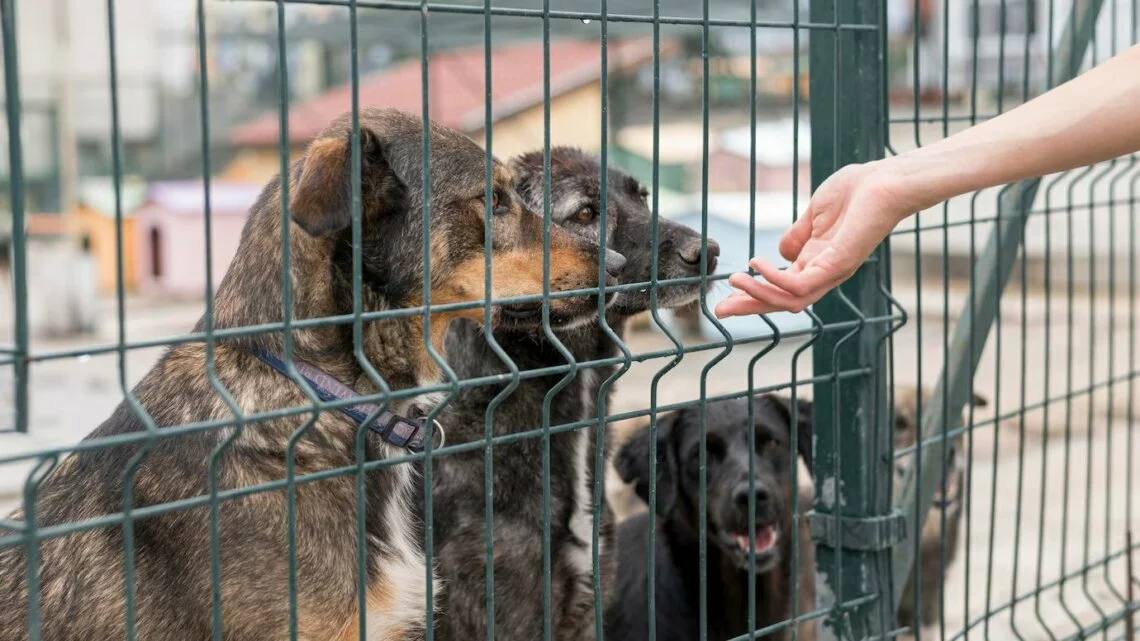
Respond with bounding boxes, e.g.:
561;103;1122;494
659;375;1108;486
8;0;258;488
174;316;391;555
572;205;598;224
753;434;772;451
639;187;649;203
706;435;726;461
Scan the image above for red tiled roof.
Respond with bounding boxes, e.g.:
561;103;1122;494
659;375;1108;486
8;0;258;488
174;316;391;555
230;37;665;147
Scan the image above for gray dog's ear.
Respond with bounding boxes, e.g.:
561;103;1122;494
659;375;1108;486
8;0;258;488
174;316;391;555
507;151;545;207
615;411;681;516
757;394;814;477
290;126;389;237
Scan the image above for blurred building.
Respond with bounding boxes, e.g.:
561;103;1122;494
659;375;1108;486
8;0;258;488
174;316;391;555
69;177;148;294
0;0;199;213
614;119;810;196
132;181;261;298
24;213;97;336
888;0;1133;101
225;38;669;182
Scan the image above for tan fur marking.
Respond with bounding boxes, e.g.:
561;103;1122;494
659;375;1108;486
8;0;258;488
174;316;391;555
329;579;398;641
431;249;594;306
492;163;514;189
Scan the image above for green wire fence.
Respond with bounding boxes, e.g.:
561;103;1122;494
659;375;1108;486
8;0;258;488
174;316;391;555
0;1;1136;640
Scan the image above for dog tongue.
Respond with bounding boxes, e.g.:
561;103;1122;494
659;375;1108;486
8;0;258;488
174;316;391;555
736;526;779;554
754;526;777;553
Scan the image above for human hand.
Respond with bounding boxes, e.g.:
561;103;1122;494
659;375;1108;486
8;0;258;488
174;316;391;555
714;161;917;318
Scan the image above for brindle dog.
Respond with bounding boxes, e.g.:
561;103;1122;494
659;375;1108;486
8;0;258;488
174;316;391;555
0;110;613;641
427;147;717;641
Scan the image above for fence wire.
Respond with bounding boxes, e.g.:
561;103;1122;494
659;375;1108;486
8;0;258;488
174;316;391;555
0;1;1135;641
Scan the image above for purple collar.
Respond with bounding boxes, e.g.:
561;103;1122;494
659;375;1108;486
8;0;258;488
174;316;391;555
250;348;441;453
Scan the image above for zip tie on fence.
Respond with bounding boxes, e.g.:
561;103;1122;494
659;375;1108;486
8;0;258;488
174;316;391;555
809;509;909;552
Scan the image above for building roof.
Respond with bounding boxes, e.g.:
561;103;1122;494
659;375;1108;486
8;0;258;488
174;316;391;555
140;180;263;216
230;37;665;147
25;212;71;237
77;176;149;216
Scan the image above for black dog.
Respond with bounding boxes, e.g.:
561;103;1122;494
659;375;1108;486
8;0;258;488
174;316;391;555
608;395;815;641
428;147;717;641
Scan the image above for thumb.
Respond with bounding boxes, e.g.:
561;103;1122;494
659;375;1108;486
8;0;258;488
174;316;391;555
778;209;814;262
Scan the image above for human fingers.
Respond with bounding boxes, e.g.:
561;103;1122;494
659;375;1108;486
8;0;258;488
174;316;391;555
749;257;839;300
713;291;779;318
778;211;814;262
725;272;814;314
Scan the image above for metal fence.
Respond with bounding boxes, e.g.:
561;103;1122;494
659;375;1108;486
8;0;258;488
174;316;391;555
0;1;1136;641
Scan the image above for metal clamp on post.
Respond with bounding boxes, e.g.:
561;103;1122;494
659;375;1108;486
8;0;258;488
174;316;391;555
809;509;908;552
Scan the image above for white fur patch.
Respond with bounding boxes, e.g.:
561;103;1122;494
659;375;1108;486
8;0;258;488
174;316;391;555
364;463;438;640
566;368;600;576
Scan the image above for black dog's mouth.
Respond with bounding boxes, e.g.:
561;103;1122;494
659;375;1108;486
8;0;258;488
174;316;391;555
722;524;781;572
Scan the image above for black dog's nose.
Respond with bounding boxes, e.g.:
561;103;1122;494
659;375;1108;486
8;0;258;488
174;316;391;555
604;249;626;278
733;484;771;510
678;238;720;274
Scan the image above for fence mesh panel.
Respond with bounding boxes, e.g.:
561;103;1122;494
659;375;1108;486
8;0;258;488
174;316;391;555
0;1;1135;641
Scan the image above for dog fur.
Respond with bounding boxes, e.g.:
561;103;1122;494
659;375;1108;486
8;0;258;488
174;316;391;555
608;395;816;641
427;147;717;641
0;110;610;641
893;387;987;631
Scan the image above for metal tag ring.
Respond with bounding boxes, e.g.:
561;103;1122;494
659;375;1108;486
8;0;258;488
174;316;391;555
429;418;445;450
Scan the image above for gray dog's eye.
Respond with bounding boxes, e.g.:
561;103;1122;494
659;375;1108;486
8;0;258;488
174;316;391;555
572;205;598;224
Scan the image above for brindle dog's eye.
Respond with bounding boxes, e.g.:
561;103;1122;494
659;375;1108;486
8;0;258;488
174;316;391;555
493;191;510;216
573;205;598;224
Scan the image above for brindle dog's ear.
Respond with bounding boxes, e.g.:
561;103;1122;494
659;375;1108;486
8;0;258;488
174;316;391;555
615;411;681;516
290;126;388;237
758;394;814;477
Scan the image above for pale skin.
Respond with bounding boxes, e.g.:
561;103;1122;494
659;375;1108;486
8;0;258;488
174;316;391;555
714;44;1140;318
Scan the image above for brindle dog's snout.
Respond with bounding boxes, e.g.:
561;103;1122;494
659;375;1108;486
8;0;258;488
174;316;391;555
678;237;720;274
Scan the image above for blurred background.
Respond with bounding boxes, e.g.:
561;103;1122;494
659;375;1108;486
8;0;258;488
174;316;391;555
0;3;1136;638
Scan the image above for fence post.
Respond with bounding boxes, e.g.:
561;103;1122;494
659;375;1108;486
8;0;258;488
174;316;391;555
809;2;898;640
2;0;29;434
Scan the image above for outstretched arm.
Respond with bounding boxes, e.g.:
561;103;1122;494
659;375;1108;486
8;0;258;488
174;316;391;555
715;44;1140;318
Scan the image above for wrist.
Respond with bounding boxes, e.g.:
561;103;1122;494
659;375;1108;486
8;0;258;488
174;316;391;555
862;157;940;223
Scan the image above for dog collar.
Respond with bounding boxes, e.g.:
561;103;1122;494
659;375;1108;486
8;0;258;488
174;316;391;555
249;348;442;453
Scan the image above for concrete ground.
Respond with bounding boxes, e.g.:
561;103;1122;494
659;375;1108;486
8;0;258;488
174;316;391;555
0;283;1136;640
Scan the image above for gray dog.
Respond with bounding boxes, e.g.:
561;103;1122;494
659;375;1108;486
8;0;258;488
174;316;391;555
427;147;717;641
